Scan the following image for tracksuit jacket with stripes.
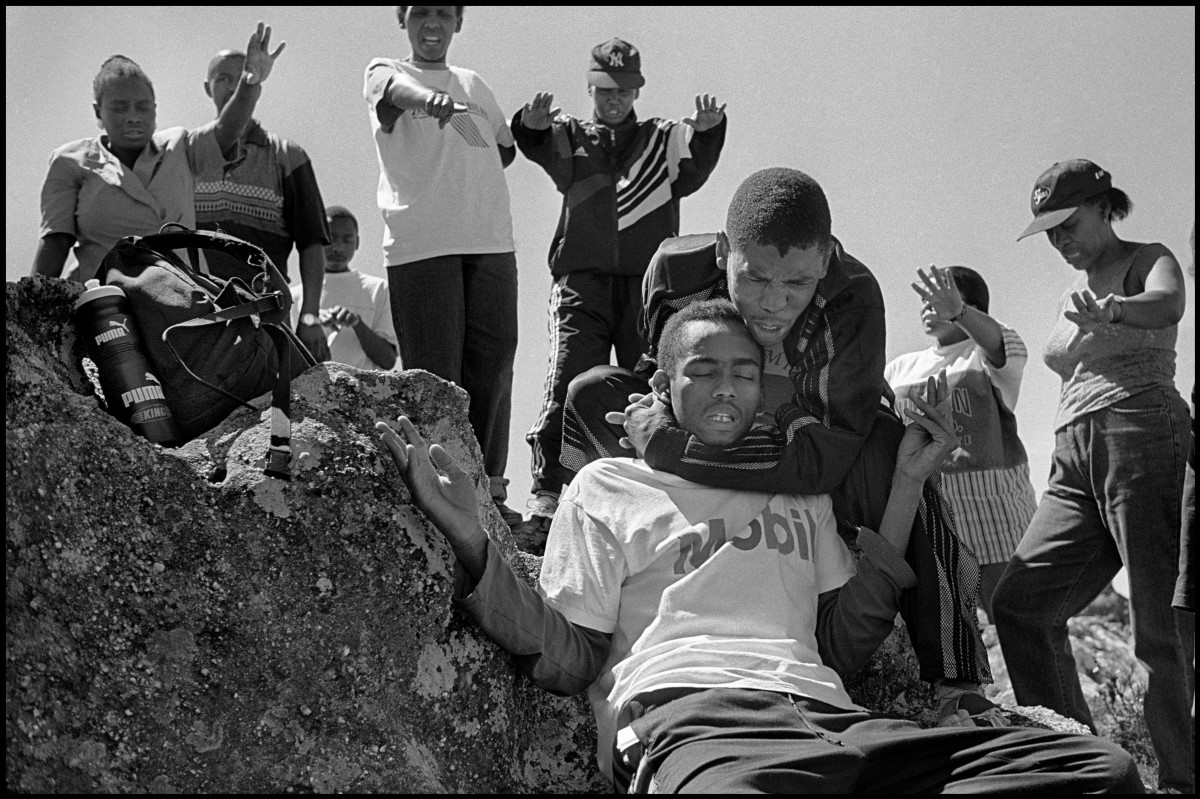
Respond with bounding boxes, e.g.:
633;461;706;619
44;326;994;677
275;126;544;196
511;109;727;277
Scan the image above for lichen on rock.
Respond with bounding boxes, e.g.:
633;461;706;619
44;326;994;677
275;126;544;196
6;276;605;793
6;276;1106;794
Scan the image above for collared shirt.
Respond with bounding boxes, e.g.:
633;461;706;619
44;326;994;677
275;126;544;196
193;120;329;278
39;127;222;282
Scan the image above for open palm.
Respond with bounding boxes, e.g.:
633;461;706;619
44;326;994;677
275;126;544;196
243;21;286;85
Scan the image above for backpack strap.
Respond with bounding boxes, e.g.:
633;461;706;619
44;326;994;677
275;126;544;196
163;302;318;480
139;228;293;324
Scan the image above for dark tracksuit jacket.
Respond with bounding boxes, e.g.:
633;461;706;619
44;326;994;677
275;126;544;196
563;233;990;686
514;110;727;495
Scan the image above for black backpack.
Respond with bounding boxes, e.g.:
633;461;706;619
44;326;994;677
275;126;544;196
98;225;317;478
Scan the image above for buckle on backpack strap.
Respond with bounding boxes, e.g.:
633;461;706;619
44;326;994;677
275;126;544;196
264;406;293;480
265;439;293;481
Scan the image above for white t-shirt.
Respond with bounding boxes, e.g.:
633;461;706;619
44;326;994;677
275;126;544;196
539;458;859;778
363;58;515;267
291;269;397;371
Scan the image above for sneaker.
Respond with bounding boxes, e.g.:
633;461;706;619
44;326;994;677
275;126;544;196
510;492;559;556
935;684;1010;728
528;490;559;519
493;500;523;528
511;515;552;555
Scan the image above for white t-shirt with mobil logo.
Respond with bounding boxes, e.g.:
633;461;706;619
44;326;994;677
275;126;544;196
363;58;515;267
539;457;860;778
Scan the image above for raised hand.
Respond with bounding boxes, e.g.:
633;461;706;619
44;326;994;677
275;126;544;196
896;370;958;483
912;264;965;322
521;91;561;130
243;21;286;86
682;94;727;132
1064;288;1119;332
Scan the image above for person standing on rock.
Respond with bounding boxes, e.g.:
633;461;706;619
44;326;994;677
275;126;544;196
32;23;284;284
289;206;398;371
511;37;727;540
378;298;1143;794
993;160;1193;793
363;5;521;526
195;44;332;363
885;265;1037;622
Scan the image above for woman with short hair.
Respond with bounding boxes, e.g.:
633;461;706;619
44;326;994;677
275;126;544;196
31;22;283;283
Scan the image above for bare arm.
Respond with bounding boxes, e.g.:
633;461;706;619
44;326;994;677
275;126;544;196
31;233;75;278
293;243;330;362
1066;248;1186;331
212;22;286;155
375;68;467;129
1116;250;1186;327
913;264;1005;365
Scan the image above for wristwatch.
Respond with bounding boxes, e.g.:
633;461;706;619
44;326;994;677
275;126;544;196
299;313;320;327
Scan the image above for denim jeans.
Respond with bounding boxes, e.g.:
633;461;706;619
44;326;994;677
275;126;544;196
614;687;1142;793
387;253;518;481
993;387;1195;792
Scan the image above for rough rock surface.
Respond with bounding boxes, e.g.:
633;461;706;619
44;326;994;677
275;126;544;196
6;276;1094;793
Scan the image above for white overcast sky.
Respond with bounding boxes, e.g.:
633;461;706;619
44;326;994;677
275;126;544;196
6;6;1195;505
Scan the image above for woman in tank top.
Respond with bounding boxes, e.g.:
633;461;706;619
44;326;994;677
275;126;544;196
991;159;1193;793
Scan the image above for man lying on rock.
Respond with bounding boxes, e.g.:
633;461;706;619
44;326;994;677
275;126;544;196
376;299;1142;794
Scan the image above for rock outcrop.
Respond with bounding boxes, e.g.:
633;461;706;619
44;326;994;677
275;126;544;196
7;277;602;793
5;276;1095;793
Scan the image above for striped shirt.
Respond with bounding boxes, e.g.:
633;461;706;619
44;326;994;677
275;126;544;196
885;326;1036;563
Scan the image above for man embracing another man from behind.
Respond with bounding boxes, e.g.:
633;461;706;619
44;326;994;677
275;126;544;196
376;297;1142;793
564;167;1002;727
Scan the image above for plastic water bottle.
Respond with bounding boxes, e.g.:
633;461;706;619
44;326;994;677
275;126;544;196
74;279;181;445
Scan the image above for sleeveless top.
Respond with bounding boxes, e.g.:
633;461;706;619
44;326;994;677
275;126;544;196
1042;242;1179;431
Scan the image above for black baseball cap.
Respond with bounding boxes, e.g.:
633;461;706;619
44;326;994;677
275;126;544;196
587;38;645;90
1017;159;1113;241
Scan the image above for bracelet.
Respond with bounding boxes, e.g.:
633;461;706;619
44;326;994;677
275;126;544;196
947;306;967;324
1110;296;1124;323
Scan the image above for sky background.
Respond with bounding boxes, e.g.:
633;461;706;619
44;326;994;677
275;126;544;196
6;6;1196;514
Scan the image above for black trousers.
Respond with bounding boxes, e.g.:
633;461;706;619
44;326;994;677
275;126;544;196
526;272;646;497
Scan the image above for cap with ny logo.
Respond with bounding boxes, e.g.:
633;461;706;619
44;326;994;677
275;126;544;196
587;38;645;90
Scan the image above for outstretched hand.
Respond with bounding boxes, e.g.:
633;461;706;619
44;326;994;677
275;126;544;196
1064;288;1119;332
912;264;965;322
424;90;470;129
521;91;561;130
682;94;727;132
243;21;286;86
895;371;959;484
376;416;483;549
